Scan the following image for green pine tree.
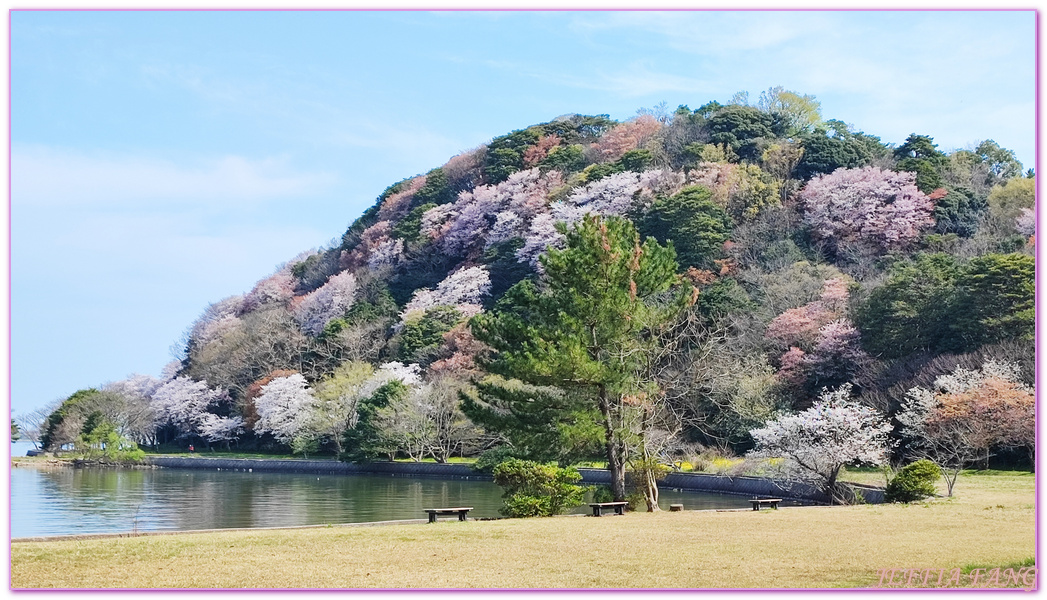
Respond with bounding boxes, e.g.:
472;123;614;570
470;214;692;501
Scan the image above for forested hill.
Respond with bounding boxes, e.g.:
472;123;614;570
35;89;1035;470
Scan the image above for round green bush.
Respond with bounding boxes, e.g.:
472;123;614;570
492;458;587;518
885;459;941;503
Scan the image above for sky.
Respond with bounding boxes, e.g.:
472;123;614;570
8;9;1037;416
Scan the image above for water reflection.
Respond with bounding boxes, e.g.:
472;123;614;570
11;466;754;538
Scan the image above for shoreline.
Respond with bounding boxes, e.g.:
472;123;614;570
12;454;885;504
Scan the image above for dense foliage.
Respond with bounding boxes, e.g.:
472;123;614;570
884;459;940;503
491;458;587;517
28;89;1033;505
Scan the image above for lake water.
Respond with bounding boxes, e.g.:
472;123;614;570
11;449;755;538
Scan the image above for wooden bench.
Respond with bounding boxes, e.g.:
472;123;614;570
589;501;628;517
750;498;782;511
424;507;473;523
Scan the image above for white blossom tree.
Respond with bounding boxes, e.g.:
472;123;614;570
373;385;434;462
371;374;483;462
748;384;892;503
516;170;683;267
401;266;492;317
554;170;683;224
517;212;564;267
366;238;404;270
151;377;227;442
419;168;564;258
420;203;457;241
485;210;524;248
897;360;1033;496
1015;207;1035;237
359;362;423;399
253;373;316;445
188;295;245;349
197;413;245;448
293;271;358;336
103;374;163;445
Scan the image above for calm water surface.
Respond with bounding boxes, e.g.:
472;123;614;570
11;461;754;538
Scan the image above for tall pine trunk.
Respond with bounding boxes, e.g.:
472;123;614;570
598;385;628;502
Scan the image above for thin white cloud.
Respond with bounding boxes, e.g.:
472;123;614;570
455;56;711;99
588;65;712;98
12;146;338;208
139;61;467;160
571;11;837;55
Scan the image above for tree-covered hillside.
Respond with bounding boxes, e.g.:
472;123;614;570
30;87;1034;499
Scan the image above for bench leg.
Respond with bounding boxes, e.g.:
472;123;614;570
592;507;602;517
615;505;624;516
428;513;436;523
752;504;759;511
458;511;467;521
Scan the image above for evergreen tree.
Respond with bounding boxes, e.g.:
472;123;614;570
894;134;947;193
949;253;1034;351
460;376;603;465
470;215;691;501
638;185;732;270
857;253;961;358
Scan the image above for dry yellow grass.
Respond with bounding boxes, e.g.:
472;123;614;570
11;471;1034;589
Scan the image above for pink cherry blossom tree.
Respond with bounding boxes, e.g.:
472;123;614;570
241;270;296;313
765;278;868;392
765;278;849;350
523;134;562;167
798;167;934;253
804;319;869;388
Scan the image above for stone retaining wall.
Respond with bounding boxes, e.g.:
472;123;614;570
146;457;883;504
146;457;486;479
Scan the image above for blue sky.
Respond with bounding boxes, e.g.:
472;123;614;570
9;9;1036;415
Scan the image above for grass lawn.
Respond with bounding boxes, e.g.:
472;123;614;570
10;470;1034;589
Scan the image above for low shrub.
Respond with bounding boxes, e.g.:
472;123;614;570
885;459;941;503
590;485;614;504
502;495;550;518
492;458;587;518
624;491;645;512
